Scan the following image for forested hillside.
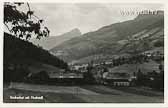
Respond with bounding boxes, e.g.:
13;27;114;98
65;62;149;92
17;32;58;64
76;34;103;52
4;33;68;82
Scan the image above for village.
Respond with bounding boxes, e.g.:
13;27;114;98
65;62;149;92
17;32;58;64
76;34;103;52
4;49;164;103
24;50;164;90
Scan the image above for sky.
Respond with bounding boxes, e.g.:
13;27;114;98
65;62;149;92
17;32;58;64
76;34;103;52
17;3;164;36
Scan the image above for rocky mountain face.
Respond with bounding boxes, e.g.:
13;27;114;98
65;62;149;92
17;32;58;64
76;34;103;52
50;11;164;64
30;28;81;50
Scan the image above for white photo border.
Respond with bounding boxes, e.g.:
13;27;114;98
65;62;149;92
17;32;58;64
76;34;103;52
0;0;167;107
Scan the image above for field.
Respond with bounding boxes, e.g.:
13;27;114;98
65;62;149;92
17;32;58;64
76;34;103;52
3;83;163;103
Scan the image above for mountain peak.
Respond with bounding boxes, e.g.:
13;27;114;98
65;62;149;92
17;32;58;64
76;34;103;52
31;28;82;50
68;28;81;36
50;12;164;63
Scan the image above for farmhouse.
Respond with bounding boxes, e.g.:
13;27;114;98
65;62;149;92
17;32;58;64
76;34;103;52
103;72;134;86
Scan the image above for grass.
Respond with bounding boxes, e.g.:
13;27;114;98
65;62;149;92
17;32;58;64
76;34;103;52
107;86;163;97
80;85;120;95
3;84;164;103
3;88;85;103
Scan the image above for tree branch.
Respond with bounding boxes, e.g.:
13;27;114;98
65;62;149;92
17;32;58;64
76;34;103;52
27;2;30;11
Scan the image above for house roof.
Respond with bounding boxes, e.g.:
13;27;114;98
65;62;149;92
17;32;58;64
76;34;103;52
104;72;131;80
48;73;83;78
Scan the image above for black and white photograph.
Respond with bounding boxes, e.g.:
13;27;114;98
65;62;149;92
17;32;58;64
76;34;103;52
3;2;165;104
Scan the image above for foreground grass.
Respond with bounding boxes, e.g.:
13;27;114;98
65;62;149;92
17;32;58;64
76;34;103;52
108;86;163;97
3;84;164;103
81;85;163;97
3;88;85;103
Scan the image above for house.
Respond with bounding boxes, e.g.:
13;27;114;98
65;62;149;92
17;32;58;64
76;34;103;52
48;72;84;85
103;72;134;86
26;71;49;83
70;64;88;71
48;72;83;79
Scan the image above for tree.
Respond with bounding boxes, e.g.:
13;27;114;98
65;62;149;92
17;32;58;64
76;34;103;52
136;69;144;86
4;2;50;40
83;62;95;84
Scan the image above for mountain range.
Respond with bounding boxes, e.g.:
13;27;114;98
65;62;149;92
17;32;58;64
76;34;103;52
50;11;164;64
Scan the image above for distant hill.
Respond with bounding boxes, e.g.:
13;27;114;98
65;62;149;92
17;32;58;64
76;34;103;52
30;28;81;50
50;11;164;63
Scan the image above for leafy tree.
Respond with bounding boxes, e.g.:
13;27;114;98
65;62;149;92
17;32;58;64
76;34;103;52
4;2;50;40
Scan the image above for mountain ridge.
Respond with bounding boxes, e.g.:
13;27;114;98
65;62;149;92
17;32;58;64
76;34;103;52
30;28;81;50
50;12;164;63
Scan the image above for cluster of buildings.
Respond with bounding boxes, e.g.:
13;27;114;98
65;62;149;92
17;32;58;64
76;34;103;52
67;49;163;86
26;49;163;87
69;62;136;86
